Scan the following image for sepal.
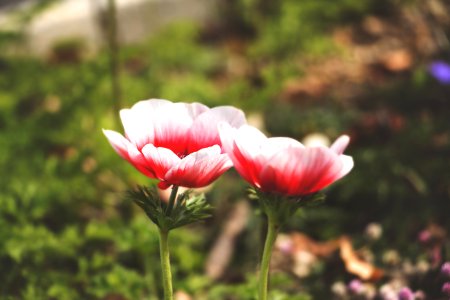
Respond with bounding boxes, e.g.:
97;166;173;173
127;186;212;231
168;191;212;229
249;188;326;225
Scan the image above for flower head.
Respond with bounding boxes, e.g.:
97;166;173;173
347;279;363;294
441;262;450;277
398;287;414;300
218;124;353;196
442;282;450;296
103;99;246;189
428;60;450;84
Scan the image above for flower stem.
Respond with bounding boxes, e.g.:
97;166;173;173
258;214;279;300
159;229;173;300
165;185;179;215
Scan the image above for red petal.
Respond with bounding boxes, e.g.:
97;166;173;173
165;146;232;188
141;144;180;180
260;147;348;196
102;129;132;160
103;129;156;178
152;102;208;155
157;181;172;190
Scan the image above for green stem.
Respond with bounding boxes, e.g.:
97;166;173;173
159;229;173;300
165;185;179;215
107;0;122;120
258;214;279;300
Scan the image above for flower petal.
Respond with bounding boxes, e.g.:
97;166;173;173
259;147;348;196
152;101;209;155
141;144;181;180
219;123;267;185
119;99;209;154
188;106;246;153
102;129;156;178
102;129;133;160
126;142;157;178
330;135;350;155
164;145;233;188
337;154;354;179
302;150;350;194
257;147;304;195
218;123;249;180
119;99;172;149
259;137;304;158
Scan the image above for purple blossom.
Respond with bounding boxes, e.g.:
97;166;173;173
428;61;450;84
442;282;450;296
348;279;363;294
398;287;415;300
441;262;450;277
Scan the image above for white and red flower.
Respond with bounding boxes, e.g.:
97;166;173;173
103;99;246;189
218;124;353;196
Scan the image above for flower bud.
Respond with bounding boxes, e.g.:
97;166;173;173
365;222;383;241
441;262;450;277
348;279;363;294
442;282;450;296
442;281;450;296
398;287;414;300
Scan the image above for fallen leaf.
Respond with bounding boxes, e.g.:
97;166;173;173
205;201;250;279
340;237;384;281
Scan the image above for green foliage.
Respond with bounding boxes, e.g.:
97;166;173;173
147;22;221;73
239;0;376;59
0;0;449;298
205;273;312;300
128;186;212;230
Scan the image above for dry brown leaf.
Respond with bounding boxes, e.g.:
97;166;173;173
289;232;342;257
274;232;383;281
274;233;343;278
340;237;384;281
205;201;250;279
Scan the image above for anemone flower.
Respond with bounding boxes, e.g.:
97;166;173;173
219;123;353;300
103;99;246;300
218;124;353;196
103;99;246;189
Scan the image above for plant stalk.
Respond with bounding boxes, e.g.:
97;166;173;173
159;229;173;300
107;0;122;116
258;213;279;300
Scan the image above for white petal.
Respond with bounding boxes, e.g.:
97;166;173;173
337;155;354;178
188;106;246;152
259;137;304;159
330;135;350;155
119;100;172;149
234;125;267;160
102;129;133;160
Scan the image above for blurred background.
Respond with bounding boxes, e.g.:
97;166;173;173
0;0;449;299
